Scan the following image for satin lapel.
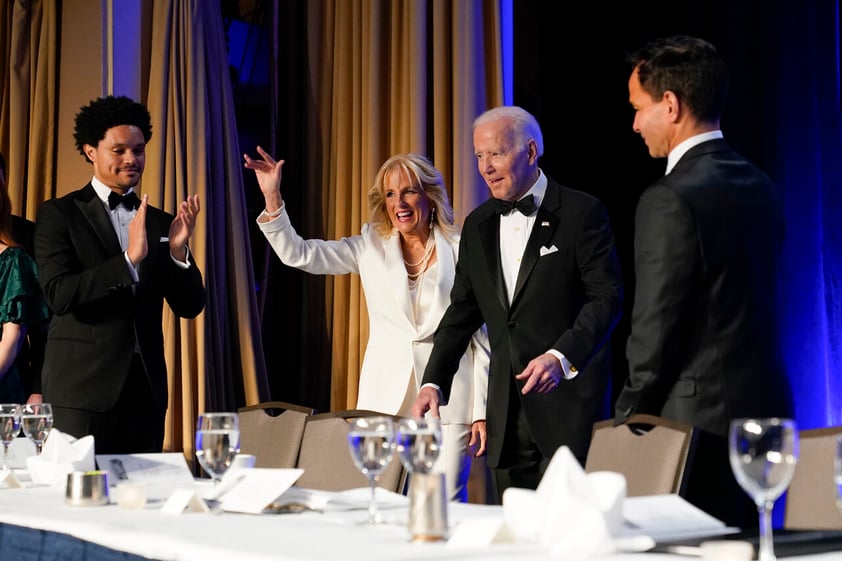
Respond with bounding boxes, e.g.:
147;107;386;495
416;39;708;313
75;185;122;255
478;212;508;311
420;229;455;334
384;233;416;329
512;186;561;304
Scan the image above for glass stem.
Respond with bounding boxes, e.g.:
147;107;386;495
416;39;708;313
758;500;776;561
2;445;8;469
368;477;378;524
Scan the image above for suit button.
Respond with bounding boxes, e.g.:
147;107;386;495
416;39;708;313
508;321;517;328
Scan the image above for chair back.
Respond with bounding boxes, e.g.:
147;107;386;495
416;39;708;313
295;409;407;493
585;414;697;496
237;401;315;468
784;425;842;529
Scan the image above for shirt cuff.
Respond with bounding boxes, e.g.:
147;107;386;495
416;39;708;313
419;382;445;405
547;349;579;380
123;252;140;282
170;247;192;269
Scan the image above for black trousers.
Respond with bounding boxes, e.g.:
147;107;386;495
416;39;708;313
53;354;166;454
490;378;551;504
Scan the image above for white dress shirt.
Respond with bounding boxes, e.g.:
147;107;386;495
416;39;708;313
498;170;577;379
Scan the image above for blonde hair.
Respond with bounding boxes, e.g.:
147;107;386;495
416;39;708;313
367;153;457;240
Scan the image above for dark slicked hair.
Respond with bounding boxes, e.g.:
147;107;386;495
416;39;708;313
628;35;729;124
73;95;153;159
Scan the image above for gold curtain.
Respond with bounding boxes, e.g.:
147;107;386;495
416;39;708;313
301;0;504;410
0;0;58;219
144;0;268;457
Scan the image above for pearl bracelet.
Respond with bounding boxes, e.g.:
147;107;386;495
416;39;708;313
264;203;284;217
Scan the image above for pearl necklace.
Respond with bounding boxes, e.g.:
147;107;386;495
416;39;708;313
404;229;435;279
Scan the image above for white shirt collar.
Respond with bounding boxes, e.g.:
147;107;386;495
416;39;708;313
521;169;548;208
665;130;724;175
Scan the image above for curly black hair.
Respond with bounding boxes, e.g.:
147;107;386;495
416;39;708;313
73;95;153;159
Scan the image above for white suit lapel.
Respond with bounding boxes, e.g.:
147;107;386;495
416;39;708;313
383;231;417;329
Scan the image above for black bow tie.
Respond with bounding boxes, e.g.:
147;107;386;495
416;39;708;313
495;194;536;216
108;191;140;211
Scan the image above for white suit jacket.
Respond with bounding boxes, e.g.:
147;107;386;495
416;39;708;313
258;210;489;425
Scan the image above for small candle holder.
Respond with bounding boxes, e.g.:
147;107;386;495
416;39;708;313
407;472;448;541
395;418;448;541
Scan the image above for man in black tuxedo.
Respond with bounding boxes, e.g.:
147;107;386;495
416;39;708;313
413;106;623;502
34;96;205;454
613;36;794;526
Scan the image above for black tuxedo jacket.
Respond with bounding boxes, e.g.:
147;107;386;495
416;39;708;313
422;177;623;467
34;184;205;412
614;139;794;437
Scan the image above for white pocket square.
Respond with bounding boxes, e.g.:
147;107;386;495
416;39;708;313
539;245;558;257
159;237;169;242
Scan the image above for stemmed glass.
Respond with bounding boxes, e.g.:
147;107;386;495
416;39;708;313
0;404;21;469
729;418;799;561
347;416;395;525
21;403;53;455
195;412;240;484
395;417;441;475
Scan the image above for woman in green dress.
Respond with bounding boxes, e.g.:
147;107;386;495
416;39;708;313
0;155;49;403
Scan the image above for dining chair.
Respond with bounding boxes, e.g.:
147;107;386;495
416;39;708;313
295;409;407;493
784;425;842;530
237;401;316;468
584;414;698;496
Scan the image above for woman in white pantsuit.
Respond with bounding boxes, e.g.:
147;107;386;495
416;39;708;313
244;149;490;502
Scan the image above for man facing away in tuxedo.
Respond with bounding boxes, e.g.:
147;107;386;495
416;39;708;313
413;105;623;502
34;95;205;454
613;35;794;526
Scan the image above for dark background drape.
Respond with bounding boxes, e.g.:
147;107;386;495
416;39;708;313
512;1;842;430
238;1;842;428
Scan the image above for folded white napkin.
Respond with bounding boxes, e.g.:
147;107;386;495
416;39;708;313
500;446;628;560
26;429;96;486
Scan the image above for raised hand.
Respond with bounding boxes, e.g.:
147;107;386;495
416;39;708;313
243;146;285;214
169;194;200;262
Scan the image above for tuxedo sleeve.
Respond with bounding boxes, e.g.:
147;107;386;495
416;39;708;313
34;200;136;315
615;184;699;421
554;197;623;369
421;234;486;404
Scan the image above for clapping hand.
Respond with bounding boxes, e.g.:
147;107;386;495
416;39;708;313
169;194;201;262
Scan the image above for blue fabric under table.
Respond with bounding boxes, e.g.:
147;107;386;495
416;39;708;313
0;523;151;561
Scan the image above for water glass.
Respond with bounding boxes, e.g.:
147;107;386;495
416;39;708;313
347;416;395;524
195;412;240;483
395;417;441;474
729;418;798;561
21;403;53;455
0;404;21;469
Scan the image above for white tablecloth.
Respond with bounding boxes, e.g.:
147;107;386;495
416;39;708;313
0;476;840;561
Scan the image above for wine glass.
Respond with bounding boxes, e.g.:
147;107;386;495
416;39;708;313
347;416;395;525
195;412;240;484
0;404;21;469
729;418;799;561
21;403;53;455
395;417;441;475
